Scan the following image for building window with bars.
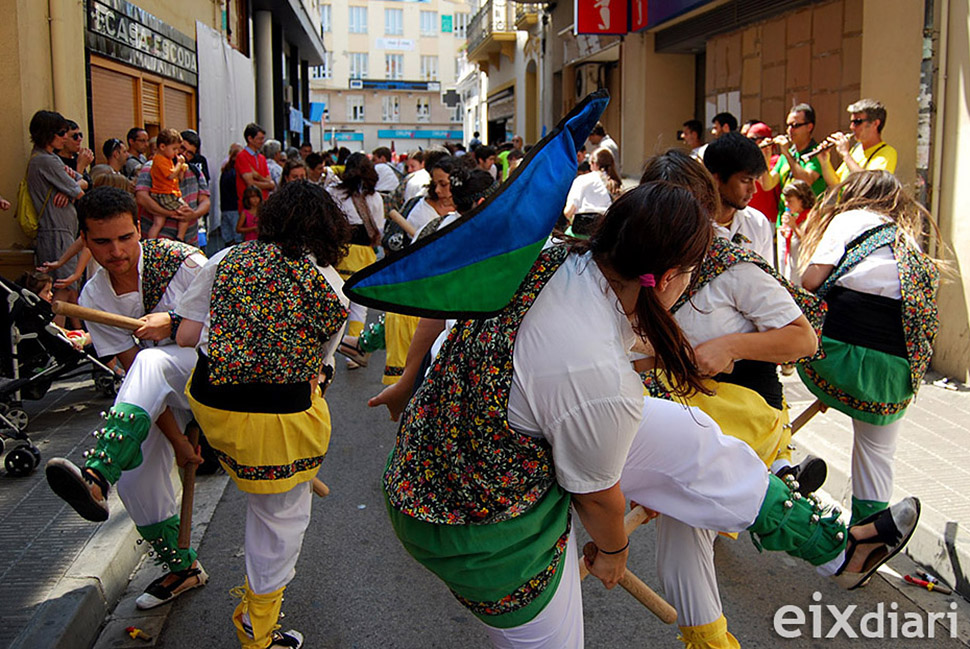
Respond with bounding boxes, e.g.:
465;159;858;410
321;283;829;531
311;52;332;79
349;6;367;33
454;13;469;39
386;54;404;80
416;97;431;123
420;56;438;81
420;11;437;36
349;52;368;80
385;8;403;35
382;95;401;123
347;95;365;122
320;4;331;34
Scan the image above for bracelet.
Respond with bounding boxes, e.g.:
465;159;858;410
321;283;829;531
168;310;183;340
598;539;630;555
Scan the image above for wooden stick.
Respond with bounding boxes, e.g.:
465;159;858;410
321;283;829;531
311;477;330;497
52;300;143;331
178;423;201;549
791;399;828;434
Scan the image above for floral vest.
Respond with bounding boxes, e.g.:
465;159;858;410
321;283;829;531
207;241;348;385
140;239;201;314
815;223;939;392
383;246;570;526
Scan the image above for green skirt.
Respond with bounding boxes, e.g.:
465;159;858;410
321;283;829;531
385;484;571;629
798;336;913;425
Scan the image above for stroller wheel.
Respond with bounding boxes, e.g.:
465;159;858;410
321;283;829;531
27;445;41;468
5;446;36;476
5;409;28;432
94;374;119;398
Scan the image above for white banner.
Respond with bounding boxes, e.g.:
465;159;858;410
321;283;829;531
376;38;416;51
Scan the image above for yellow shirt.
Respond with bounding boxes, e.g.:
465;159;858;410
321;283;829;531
836;141;897;182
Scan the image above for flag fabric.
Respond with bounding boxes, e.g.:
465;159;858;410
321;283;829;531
343;90;610;318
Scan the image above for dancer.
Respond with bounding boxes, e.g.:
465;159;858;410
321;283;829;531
177;180;351;649
45;186;208;609
381;183;918;648
798;170;940;524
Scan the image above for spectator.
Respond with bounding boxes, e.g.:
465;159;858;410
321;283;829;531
27;109;84;314
219;143;244;247
235;123;274;206
403;150;431;202
703;132;773;262
123;127;149;179
475;145;497;180
586;122;620;174
760;103;827;226
299;141;313;160
134;131;211;246
180;129;210;183
91;138;129;182
711;112;738;139
681;119;705;161
285;146;300;162
468;131;482;150
739;119;763;137
235;185;262;242
280;159;308;186
262;139;284;187
819;98;897;186
145;128;190;241
147;135;157;159
373;146;400;192
507;148;525;174
744;122;781;223
58;120;94;190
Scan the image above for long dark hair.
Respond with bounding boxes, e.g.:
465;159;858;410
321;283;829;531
586;182;713;397
257;180;351;266
336;152;377;196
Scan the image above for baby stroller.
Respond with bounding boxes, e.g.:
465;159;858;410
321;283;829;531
0;275;119;476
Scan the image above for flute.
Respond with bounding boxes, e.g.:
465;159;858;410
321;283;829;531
801;135;853;161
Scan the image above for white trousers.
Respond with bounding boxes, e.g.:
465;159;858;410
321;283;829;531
348;302;368;330
852;418;903;503
245;481;314;594
114;345;196;527
656;517;722;627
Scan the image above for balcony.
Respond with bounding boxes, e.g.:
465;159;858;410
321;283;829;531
466;0;517;73
514;3;540;30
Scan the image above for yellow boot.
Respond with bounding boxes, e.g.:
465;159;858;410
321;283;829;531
230;579;292;649
677;615;741;649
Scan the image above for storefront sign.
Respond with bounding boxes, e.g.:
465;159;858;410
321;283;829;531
378;129;463;140
335;132;364;142
86;0;198;85
574;0;628;35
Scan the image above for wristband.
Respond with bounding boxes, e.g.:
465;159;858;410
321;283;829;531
599;539;630;555
168;311;183;340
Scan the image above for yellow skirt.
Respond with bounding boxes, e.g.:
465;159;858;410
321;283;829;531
186;374;332;495
383;312;421;385
337;244;377;279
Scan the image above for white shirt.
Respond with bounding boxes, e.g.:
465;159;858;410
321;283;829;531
714;206;774;263
675;263;804;346
589;135;621;174
809;209;903;299
404;169;431;202
177;247;349;362
564;172;612;215
79;244;206;357
406;199;443;240
506;252;644;494
375;162;399;193
327;187;386;235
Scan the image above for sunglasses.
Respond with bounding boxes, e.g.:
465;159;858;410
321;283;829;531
71;132;83;141
849;118;869;126
786;122;809;129
56;129;68;137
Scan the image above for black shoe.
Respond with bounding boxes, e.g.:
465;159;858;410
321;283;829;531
45;458;109;522
776;455;827;497
135;562;208;609
833;497;920;590
270;630;304;648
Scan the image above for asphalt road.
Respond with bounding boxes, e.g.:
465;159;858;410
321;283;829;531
155;351;969;649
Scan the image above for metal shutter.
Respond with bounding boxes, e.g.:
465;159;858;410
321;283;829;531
90;65;138;164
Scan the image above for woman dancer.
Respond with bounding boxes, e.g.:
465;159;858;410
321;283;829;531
177;180;351;649
798;170;941;525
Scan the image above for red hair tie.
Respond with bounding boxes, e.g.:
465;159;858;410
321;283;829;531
639;274;656;288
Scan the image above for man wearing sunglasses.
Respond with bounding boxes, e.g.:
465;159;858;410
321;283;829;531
57;120;94;190
760;103;827;225
819;98;897;186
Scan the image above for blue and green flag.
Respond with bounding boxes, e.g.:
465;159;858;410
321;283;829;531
344;90;609;318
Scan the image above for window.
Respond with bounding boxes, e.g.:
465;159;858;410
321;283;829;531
347;95;365;122
420;11;437;36
420;56;438;81
320;4;331;34
454;13;469;39
311;52;332;79
385;8;403;35
416;97;430;123
349;6;367;33
450;102;463;123
349;52;368;80
385;54;404;80
382;96;400;123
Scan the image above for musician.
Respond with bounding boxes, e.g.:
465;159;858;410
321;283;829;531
759;103;828;225
819;98;897;186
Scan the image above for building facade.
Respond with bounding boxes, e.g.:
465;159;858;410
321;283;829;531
308;0;467;153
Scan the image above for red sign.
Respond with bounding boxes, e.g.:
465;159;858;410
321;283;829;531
630;0;648;31
575;0;629;35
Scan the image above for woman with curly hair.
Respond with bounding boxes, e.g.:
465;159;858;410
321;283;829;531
176;180;352;649
328;152;384;367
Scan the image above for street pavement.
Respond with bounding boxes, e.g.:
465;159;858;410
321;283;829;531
6;346;970;648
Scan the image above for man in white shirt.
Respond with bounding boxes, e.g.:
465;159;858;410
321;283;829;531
703;132;774;262
373;146;401;193
586;122;620;175
44;187;209;611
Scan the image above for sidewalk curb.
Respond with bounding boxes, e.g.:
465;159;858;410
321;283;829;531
792;408;970;602
9;490;144;649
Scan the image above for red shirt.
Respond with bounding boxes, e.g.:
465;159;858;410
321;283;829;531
235;147;270;206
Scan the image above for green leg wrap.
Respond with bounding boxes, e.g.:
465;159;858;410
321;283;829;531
82;403;152;484
748;474;847;566
136;515;197;572
358;314;386;352
851;497;888;527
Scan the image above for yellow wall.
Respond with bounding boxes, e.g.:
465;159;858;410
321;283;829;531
934;0;970;381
